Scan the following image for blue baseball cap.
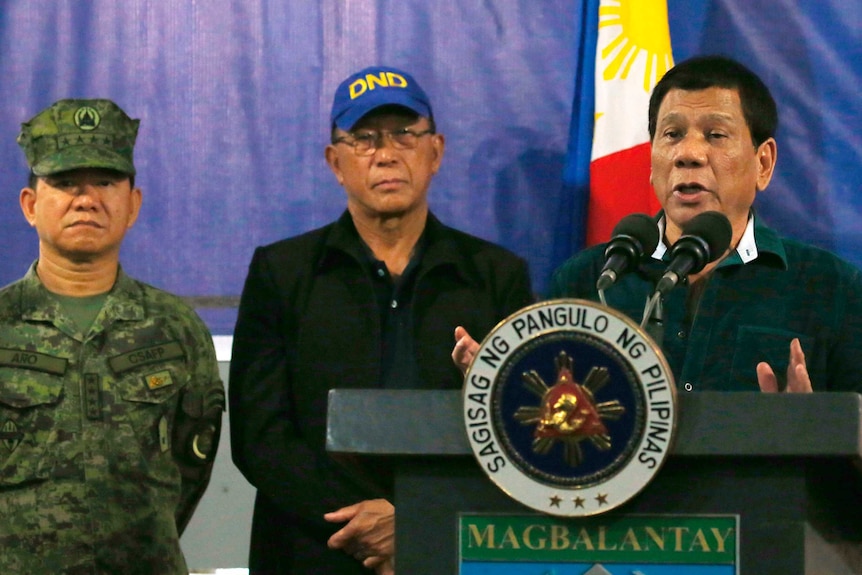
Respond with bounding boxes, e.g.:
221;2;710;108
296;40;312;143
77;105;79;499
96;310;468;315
330;66;433;131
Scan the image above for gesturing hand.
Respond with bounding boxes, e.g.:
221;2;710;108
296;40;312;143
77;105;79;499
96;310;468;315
452;325;479;375
756;338;812;393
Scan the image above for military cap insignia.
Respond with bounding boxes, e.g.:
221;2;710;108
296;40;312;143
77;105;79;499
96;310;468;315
74;106;101;131
463;299;677;517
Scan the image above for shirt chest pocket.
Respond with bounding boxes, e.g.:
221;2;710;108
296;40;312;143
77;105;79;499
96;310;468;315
0;366;66;486
110;342;190;457
730;326;814;390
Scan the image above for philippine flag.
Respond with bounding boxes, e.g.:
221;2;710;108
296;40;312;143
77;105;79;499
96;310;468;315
586;0;674;245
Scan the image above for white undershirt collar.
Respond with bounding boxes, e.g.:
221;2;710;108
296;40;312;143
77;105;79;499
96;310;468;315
652;213;758;263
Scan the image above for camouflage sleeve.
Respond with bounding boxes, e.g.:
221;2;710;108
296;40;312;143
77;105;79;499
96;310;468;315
170;306;225;534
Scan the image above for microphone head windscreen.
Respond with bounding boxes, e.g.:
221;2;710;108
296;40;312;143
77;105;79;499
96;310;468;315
611;213;660;255
682;211;733;262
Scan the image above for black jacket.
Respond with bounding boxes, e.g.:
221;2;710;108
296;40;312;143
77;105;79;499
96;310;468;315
229;211;533;574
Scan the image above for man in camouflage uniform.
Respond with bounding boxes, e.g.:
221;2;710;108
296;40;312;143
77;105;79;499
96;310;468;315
0;99;225;574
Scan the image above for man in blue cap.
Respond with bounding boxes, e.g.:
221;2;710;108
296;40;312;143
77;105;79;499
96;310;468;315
229;66;534;574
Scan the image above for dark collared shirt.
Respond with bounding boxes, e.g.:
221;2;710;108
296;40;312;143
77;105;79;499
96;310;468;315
360;231;427;389
549;214;862;392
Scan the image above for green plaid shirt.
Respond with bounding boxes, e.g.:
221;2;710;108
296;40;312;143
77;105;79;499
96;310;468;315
550;215;862;392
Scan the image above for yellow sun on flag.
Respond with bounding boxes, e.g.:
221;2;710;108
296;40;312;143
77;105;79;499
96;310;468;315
598;0;674;92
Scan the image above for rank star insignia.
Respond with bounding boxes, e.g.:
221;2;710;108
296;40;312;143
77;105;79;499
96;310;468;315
514;351;625;466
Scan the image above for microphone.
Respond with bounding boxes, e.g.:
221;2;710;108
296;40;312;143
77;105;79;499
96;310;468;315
654;211;732;296
596;214;660;291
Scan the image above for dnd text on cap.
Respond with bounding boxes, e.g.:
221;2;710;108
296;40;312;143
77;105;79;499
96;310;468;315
330;66;433;131
17;98;140;177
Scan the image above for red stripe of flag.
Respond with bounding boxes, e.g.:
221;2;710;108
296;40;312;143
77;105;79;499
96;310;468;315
586;142;660;245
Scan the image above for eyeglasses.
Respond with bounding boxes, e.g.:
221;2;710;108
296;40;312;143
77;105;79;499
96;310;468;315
333;128;434;156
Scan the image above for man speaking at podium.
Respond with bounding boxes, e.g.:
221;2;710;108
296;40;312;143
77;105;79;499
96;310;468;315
455;55;862;395
230;66;533;574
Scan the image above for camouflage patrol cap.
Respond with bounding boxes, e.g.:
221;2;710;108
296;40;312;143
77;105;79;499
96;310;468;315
17;99;140;176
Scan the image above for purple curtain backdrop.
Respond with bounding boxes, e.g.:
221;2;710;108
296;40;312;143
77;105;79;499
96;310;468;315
0;1;859;334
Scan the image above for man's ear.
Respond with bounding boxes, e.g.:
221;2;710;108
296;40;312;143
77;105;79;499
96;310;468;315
755;138;777;192
126;186;143;228
325;145;345;185
429;133;445;175
20;186;38;227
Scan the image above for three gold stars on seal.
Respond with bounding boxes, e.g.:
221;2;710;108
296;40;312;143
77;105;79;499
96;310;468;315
549;493;609;509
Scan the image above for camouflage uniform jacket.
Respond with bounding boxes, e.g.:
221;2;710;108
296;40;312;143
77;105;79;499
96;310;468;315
0;263;224;575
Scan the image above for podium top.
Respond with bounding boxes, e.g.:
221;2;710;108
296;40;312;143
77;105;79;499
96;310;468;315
326;389;862;458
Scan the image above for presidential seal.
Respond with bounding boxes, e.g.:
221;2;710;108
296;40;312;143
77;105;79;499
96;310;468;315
463;299;676;517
